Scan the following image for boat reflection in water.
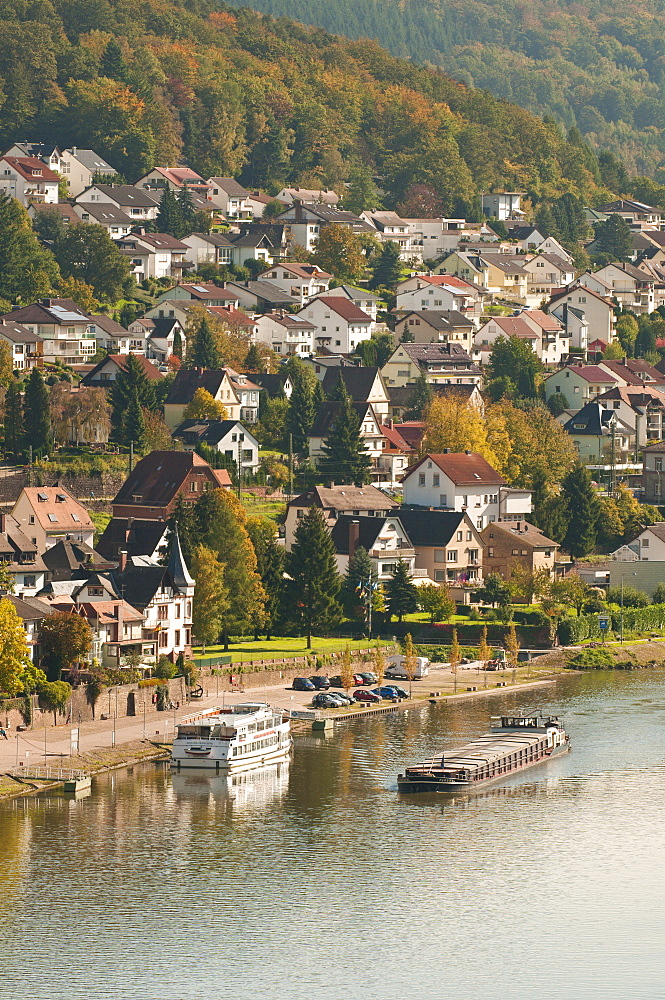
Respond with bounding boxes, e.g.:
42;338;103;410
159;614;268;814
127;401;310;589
170;761;290;811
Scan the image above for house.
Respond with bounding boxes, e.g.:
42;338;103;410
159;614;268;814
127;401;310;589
394;274;482;320
207;307;259;343
393;311;475;350
71;201;134;236
321;285;380;321
0;156;59;206
2;594;53;662
163;368;241;429
375;421;417;484
0;512;48;597
396;508;484;597
301;354;357;381
258;263;332;306
561;400;633;461
222;280;299;313
96;517;170;563
229;230;283;268
74;184;159;221
320;366;390;420
548;284;616;346
254;311;316;356
473;311;569;366
523;253;576;302
172;420;260;474
596;199;662;226
361;211;422;260
482;192;525;221
596;385;665;449
226;370;261;423
308;401;383;472
401;452;531;529
59;147;117;197
506;226;546;251
0;299;96;365
0;319;43;370
11;485;95;552
182;232;236;269
41;539;115;582
155;282;241;308
70;598;150;670
480;521;559;585
330;514;416;580
277;202;375;253
299;296;373;353
641;443;665;504
598;358;665;388
87;314;132;355
381;342;482;387
117;231;190;281
206;177;252;217
276;187;339;207
433;250;489;287
5;142;63;172
544;364;624;403
245;191;284;217
111;450;231;520
474;253;530;302
124;316;183;359
283;484;398;550
28;201;81;228
136;166;207;196
81;353;162;388
250;372;293;400
588;262;655;314
625;521;665;560
386;383;483;421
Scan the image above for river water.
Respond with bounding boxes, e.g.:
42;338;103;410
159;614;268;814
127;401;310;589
1;670;664;1000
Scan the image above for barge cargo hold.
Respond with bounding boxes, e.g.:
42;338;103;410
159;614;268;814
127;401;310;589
397;714;570;793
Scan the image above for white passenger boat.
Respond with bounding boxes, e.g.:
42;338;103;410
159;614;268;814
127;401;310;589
170;703;291;771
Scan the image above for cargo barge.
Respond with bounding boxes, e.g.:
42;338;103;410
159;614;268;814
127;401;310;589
397;713;570;793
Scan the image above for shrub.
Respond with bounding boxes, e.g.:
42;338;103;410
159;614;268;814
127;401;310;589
606;585;650;608
569;649;615;669
155;656;177;679
156;684;170;710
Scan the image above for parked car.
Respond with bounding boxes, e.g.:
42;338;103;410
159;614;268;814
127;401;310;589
373;686;402;700
309;675;330;690
328;675;343;687
353;672;368;685
332;692;353;706
312;692;342;708
358;671;377;685
385;684;409;699
353;689;382;703
292;677;315;691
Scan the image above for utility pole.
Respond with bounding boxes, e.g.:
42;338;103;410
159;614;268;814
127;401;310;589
129;441;134;474
288;432;294;498
237;437;242;500
28;445;32;487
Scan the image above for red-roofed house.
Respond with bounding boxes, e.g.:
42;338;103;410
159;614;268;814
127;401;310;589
543;364;625;403
137;166;209;196
0;156;60;206
401;452;531;529
474;310;569;365
259;263;332;305
377;421;418;483
111;450;231;520
395;274;483;318
81;353;163;387
297;295;373;353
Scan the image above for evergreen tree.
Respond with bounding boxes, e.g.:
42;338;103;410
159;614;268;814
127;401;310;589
124;393;147;452
100;39;129;83
191;315;221;369
486;335;542;399
343;160;380;216
0;193;60;303
635;317;657;358
561;463;598;558
177;184;197;234
319;374;372;484
405;372;434;419
534;204;560;241
191;544;228;652
109;354;156;442
246;518;285;639
168;496;199;566
592;214;633;262
23;368;50;455
285;357;317;454
3;380;23;456
341;546;378;619
243;343;264;372
285;506;342;647
369;241;402;290
530;466;567;544
551;193;588;245
385;559;418;622
156;187;184;238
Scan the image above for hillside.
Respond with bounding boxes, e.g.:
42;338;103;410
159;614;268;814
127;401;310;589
0;0;621;213
233;0;665;177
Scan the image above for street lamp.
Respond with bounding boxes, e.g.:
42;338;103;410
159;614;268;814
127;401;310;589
620;571;637;644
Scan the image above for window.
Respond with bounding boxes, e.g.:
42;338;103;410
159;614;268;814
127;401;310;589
488;546;494;557
521;549;528;556
440;494;448;507
434;570;446;582
466;531;473;541
512;548;519;555
642;538;649;547
468;549;479;563
447;550;458;562
23;576;35;587
158;605;169;620
29;515;34;525
433;474;440;487
159;632;168;647
71;514;80;522
434;549;445;563
418;474;426;486
174;630;181;647
47;513;58;522
656;459;663;471
190;481;197;491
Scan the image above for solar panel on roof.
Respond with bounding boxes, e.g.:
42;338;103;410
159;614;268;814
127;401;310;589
192;285;209;292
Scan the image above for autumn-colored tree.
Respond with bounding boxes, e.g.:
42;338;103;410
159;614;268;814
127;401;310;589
310;227;372;284
0;599;32;695
424;396;498;466
505;622;520;680
0;342;13;389
183;388;228;420
191;544;228;652
449;626;461;693
143;409;173;451
477;625;492;683
403;632;418;695
57;277;100;314
372;642;387;686
340;643;355;693
38;611;92;682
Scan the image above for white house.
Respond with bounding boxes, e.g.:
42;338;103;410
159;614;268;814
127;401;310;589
544;364;624;403
206;177;252;218
172;420;260;475
298;296;373;353
523;253;576;302
0;156;59;206
2;299;97;364
330;514;416;580
181;232;235;268
75;184;159;221
258;263;332;306
0;319;43;370
394;274;482;320
401;452;531;530
72;201;134;236
482;192;525;221
588;262;655;315
361;211;422;260
117;231;190;281
254;312;316;356
321;284;380;320
549;284;616;345
474;311;569;366
59;147;117;197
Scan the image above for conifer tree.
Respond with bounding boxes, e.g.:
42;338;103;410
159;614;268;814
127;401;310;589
246;517;285;639
177;184;197;234
23;367;51;454
191;315;221;369
285;358;317;454
110;354;156;442
370;240;402;290
156;187;184;238
4;380;24;456
243;343;264;372
124;393;147;452
561;463;598;558
341;545;377;619
592;213;633;262
319;374;371;484
285;506;342;647
191;544;228;652
100;39;129;83
385;559;418;622
405;372;434;419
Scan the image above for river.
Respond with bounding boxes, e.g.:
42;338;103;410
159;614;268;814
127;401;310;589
1;670;664;1000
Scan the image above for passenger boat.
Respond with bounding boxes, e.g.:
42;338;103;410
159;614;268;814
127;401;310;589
170;703;291;772
397;713;570;793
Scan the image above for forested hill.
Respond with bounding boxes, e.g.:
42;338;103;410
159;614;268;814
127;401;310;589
232;0;665;178
0;0;629;212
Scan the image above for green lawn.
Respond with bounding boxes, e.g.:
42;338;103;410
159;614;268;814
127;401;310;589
193;636;383;664
91;510;111;543
240;495;286;523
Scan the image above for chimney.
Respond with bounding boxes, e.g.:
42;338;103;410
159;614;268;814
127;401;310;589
115;601;123;641
465;449;471;455
119;548;127;573
443;448;450;454
0;512;6;533
385;417;393;429
348;519;360;561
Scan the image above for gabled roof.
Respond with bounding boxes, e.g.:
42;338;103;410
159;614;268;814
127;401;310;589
30;202;80;224
555;365;617;384
173;419;258;445
112;451;231;508
207;307;256;330
134;232;189;250
42;539;115;581
407;274;479;293
478;253;529;275
480;316;539;340
395;509;467;547
549;283;614;307
480;520;558;549
89;314;128;337
563;401;619;436
311;297;370;322
65;148;116;173
186;232;235;247
147;166;204;187
321;366;383;400
75;203;132;225
208;177;251;198
596;385;665;408
390;421;426;448
397;310;474;330
5;299;90;327
97;518;170;560
87;184;159;208
259;311;316;331
310;400;376;438
1;594;52;622
165;368;234;405
289;484;398;512
379;424;416;453
0;319;43;344
81;353;162;386
17;486;94;532
225;280;299;305
331;514;407;554
262;262;332;280
249;373;289;397
172;282;237;301
326;284;380;303
404;452;505;486
520;309;561;332
1;155;60;183
599;360;665;385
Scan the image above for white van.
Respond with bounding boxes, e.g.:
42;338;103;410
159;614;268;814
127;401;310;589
385;654;430;680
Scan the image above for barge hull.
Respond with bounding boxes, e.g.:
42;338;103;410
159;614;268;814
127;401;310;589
398;741;570;793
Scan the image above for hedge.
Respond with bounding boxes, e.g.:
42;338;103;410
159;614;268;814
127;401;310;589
557;603;665;644
419;622;551;648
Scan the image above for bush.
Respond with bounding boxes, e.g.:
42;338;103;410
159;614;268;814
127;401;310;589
156;683;170;710
569;649;615;669
606;585;650;608
155;657;177;680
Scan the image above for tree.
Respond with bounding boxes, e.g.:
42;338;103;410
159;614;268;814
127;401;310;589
177;184;197;234
109;354;156;442
561;464;598;558
385;559;418;622
38;611;92;682
190;315;222;369
243;343;264;373
0;194;59;303
405;373;434;420
155;187;185;238
311;226;370;284
478;625;492;671
403;632;418;695
4;380;23;456
37;679;72;725
417;583;455;624
341;546;378;621
183;388;228;420
285;357;319;454
285;506;342;647
343;160;380;216
369;241;402;290
0;598;32;695
23;367;50;455
191;544;228;652
100;38;129;83
143;409;172;452
616;314;638;355
246;518;285;639
53;224;129;300
486;336;542;399
373;642;387;686
125;394;147;452
592;214;633;262
477;573;514;617
263;199;286;220
340;643;355;693
319;374;372;485
424;395;497;465
449;627;461;693
505;622;520;680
